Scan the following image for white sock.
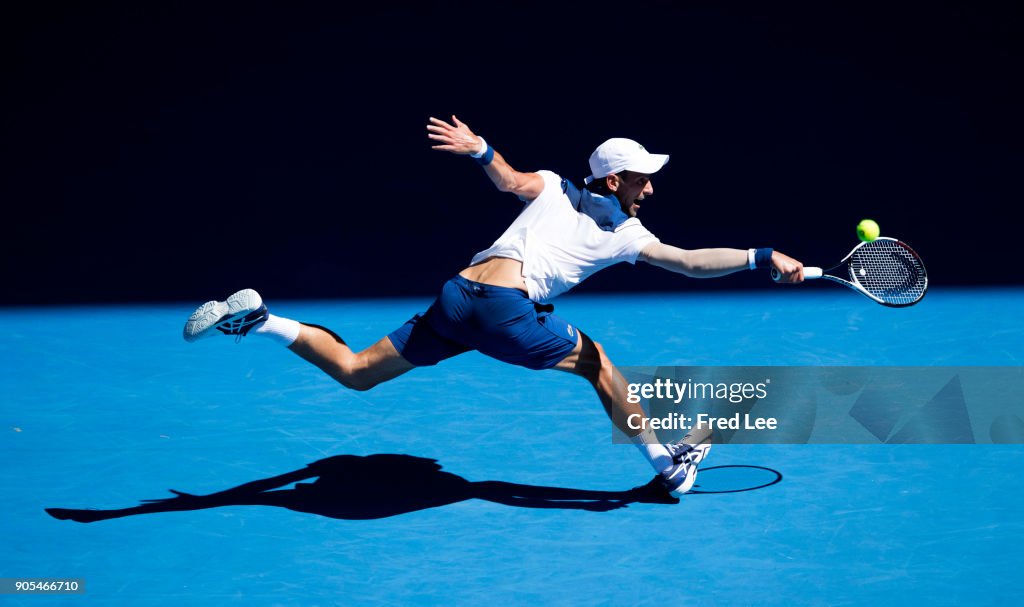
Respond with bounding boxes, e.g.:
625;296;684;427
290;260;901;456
630;426;673;474
252;314;301;346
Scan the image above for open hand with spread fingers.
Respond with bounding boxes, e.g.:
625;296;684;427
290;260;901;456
427;115;485;155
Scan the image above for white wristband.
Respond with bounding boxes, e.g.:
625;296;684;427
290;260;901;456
470;137;488;158
748;248;757;271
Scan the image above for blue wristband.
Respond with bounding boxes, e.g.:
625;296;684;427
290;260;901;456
475;145;495;166
754;248;774;270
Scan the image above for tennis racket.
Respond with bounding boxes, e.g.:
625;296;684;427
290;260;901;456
771;236;928;307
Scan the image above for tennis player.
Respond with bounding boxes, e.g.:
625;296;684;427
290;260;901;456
183;115;805;496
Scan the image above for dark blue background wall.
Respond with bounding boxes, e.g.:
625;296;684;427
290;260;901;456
4;1;1022;304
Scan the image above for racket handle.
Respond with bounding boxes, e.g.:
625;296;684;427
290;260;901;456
771;266;823;281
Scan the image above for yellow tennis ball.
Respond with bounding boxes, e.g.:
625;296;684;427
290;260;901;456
857;219;880;242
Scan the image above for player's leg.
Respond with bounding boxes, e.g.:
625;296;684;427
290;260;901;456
551;330;711;496
181;288;411;390
183;288;461;391
288;324;415;391
551;331;640;435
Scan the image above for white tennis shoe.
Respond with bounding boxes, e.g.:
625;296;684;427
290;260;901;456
659;441;712;496
183;288;268;343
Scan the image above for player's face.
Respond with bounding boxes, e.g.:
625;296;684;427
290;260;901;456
610;171;654;217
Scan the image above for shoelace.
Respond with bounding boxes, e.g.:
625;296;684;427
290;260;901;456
667;442;710;465
216;317;247;343
216;309;266;343
665;442;694;462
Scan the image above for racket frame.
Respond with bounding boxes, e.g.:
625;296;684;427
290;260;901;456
772;237;928;307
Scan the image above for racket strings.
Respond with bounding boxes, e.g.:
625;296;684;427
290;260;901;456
848;240;927;305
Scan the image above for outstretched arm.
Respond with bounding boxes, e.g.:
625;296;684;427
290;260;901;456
640;242;805;282
427;115;545;200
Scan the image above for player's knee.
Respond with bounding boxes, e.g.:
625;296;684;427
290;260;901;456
332;364;377;392
578;339;611;384
590;340;613;366
593;341;620;385
343;374;378;392
344;379;375;392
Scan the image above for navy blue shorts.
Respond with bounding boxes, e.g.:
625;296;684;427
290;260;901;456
387;275;579;370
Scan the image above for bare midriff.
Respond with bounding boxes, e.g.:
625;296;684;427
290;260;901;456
459;256;529;294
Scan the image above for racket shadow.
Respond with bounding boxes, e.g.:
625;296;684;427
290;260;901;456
686;465;784;495
44;454;681;523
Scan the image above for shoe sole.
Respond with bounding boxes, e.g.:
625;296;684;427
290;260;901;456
183;288;263;342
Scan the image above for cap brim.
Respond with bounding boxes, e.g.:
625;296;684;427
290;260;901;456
626;153;669;175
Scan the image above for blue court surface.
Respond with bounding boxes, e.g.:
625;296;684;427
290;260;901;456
2;288;1022;605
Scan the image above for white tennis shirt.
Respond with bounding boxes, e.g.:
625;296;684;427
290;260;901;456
470;170;660;302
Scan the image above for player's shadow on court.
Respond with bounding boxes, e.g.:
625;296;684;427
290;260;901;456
44;454;782;523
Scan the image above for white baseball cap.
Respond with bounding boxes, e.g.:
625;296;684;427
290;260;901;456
583;138;669;185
